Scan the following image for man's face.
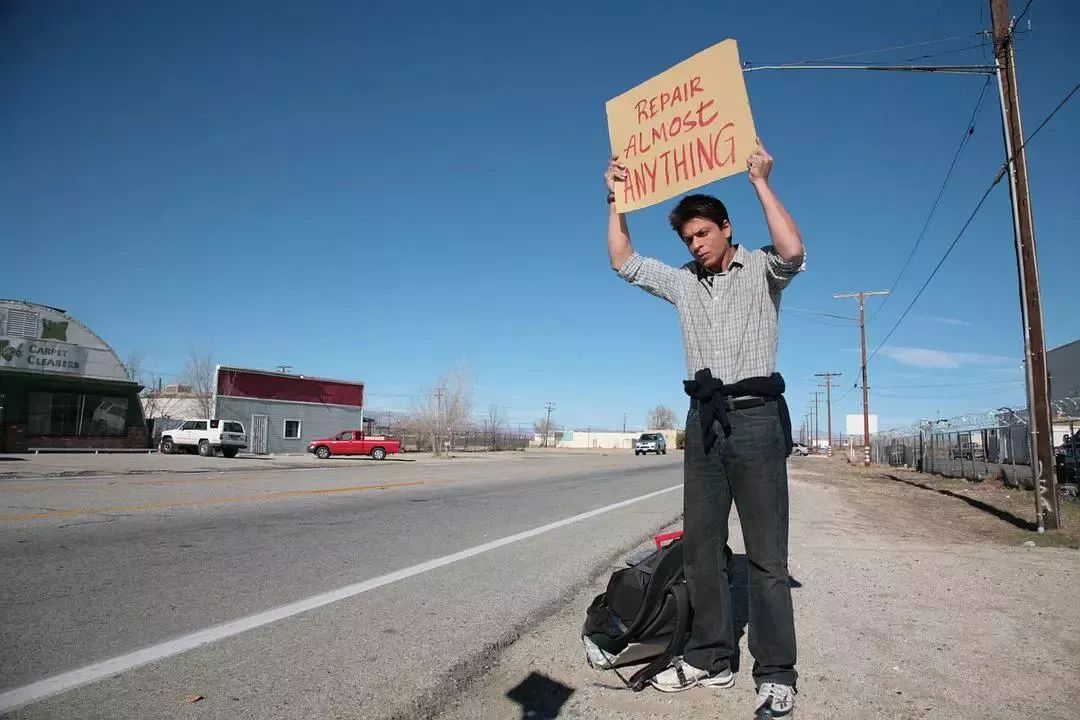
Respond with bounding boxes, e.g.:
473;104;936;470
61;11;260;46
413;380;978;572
680;217;733;271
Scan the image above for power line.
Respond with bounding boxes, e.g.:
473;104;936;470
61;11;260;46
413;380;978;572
1014;0;1036;28
904;28;1032;63
743;63;993;76
833;382;860;404
782;307;857;321
867;185;1000;365
865;79;1079;366
746;27;1034;74
1004;81;1079;163
872;75;993;321
766;32;984;66
902;42;993;62
874;379;1023;389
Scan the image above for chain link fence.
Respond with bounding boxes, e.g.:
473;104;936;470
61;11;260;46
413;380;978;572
872;426;1034;489
871;407;1037;488
388;428;533;454
872;400;1080;490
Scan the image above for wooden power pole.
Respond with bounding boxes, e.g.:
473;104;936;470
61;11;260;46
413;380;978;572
990;0;1060;530
816;371;841;453
836;290;890;465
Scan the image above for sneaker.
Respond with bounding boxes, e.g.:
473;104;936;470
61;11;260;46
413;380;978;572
754;682;796;718
649;658;735;693
582;635;614;670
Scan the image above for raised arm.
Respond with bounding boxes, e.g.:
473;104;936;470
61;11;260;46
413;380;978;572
747;141;803;262
605;157;634;271
604;156;681;304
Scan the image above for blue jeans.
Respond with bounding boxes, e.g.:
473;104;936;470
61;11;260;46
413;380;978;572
682;400;797;687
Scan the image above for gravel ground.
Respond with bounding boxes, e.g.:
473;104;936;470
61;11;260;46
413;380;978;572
435;457;1080;720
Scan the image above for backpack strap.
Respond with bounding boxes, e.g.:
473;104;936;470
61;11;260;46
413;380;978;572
626;582;691;692
613;541;683;644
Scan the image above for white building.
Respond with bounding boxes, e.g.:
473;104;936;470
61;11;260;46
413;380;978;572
141;384;210;421
534;428;678;450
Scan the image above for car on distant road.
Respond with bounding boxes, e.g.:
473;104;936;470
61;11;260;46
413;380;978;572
160;418;247;458
949;441;985;460
308;430;401;460
791;442;810;456
634;433;667;456
1056;431;1080;483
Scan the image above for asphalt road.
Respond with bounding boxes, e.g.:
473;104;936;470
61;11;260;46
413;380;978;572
0;452;683;719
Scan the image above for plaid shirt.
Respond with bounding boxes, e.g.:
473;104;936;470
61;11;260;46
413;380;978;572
617;244;804;382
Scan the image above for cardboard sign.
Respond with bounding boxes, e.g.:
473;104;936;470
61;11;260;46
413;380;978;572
606;40;756;213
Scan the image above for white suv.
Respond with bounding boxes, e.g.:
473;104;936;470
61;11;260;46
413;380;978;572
161;419;247;458
635;433;668;456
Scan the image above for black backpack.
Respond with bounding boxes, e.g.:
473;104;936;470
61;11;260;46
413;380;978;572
581;536;691;691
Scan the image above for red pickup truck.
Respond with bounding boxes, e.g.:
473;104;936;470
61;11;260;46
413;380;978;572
307;430;401;460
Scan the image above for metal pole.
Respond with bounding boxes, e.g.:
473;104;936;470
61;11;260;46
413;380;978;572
743;63;995;75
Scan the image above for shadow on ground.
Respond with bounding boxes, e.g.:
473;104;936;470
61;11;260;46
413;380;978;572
884;473;1036;531
506;672;575;719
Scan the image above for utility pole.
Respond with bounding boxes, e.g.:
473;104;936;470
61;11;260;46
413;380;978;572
810;392;822;450
815;371;841;452
622;412;629;434
990;0;1060;530
543;401;555;448
836;290;890;465
275;364;292;374
434;387;444;454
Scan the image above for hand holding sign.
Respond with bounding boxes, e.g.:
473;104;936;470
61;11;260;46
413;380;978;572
746;139;773;186
604;156;628;195
606;40;756;213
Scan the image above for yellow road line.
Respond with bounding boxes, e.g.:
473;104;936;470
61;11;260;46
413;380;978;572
0;480;425;522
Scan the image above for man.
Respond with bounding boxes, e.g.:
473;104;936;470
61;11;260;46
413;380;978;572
604;141;804;720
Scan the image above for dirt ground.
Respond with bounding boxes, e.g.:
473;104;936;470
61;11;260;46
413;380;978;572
828;456;1080;549
436;455;1080;720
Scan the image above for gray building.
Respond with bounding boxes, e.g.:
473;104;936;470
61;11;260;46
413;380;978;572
1049;339;1080;404
213;366;366;455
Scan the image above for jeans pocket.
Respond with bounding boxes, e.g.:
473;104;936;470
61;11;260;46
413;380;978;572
729;403;776;421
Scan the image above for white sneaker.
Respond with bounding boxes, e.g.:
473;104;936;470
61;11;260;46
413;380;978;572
582;635;615;670
754;682;796;718
649;658;735;693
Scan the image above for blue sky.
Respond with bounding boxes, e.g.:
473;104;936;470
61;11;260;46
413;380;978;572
2;0;1077;434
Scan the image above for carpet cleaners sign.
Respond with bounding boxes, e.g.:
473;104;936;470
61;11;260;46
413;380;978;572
0;338;88;375
606;40;757;212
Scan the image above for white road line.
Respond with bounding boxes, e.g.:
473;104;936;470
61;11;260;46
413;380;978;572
0;483;682;713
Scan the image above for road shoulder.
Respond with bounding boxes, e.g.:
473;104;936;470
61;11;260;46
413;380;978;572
436;461;1080;720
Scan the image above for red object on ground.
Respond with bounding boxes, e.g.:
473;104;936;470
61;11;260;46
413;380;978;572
307;430;401;458
654;530;684;549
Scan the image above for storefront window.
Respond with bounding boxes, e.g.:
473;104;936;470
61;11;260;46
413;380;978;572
83;395;128;436
27;392;129;436
29;393;80;435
